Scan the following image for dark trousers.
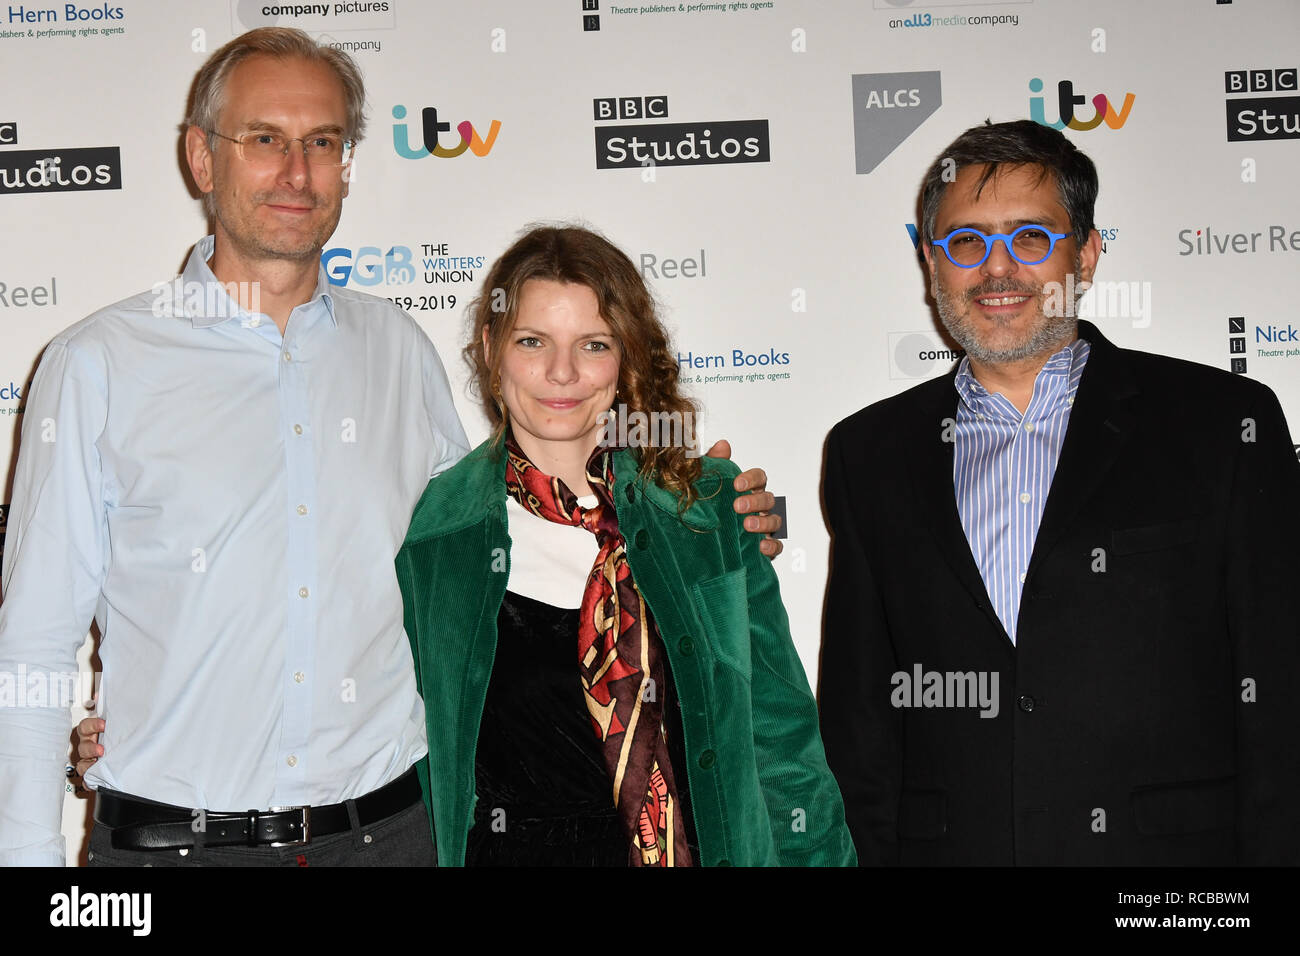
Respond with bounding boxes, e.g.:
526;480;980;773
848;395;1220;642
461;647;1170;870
88;800;437;867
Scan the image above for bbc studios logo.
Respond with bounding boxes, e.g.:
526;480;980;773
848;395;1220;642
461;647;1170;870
0;121;122;196
1224;67;1299;141
592;95;770;170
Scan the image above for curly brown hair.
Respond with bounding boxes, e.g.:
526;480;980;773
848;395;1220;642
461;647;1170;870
465;223;704;508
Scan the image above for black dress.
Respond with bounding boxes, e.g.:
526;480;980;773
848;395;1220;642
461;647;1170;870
466;590;698;866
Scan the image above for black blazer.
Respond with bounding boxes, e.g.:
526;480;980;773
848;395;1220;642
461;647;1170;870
819;320;1300;865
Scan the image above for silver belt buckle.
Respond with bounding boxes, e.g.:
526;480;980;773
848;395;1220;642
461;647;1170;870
267;804;312;846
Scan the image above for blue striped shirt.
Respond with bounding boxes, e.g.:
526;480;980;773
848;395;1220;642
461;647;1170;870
952;340;1091;643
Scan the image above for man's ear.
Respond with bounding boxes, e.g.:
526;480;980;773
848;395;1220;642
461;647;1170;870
921;240;939;298
185;125;215;197
1078;228;1102;286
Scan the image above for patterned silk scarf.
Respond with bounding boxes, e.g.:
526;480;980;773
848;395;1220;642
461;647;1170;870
503;436;692;867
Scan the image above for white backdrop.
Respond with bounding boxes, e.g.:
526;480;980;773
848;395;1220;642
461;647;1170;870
1;0;1296;863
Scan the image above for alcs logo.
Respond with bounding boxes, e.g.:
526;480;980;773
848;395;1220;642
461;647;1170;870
392;105;501;159
1029;78;1135;130
322;246;415;287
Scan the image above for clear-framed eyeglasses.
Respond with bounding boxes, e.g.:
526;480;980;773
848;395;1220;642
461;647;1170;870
932;224;1069;268
208;130;355;167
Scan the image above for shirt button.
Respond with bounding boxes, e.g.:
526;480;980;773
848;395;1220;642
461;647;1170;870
296;504;308;516
286;755;298;767
1066;396;1075;406
283;351;292;362
678;636;695;656
1019;492;1031;504
698;749;716;769
248;316;261;328
298;586;310;598
1017;695;1036;713
1019;572;1027;584
294;671;305;684
1023;423;1035;433
293;424;304;435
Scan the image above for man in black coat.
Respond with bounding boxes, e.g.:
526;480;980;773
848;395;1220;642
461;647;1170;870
818;120;1300;865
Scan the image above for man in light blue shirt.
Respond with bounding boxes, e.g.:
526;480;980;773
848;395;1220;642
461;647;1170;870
0;31;469;867
0;27;778;867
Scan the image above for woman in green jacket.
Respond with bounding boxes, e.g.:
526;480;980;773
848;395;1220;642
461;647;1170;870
396;224;854;867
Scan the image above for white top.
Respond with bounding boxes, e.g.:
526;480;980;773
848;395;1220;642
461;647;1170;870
505;494;600;609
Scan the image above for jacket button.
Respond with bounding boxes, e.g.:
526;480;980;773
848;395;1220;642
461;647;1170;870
698;749;716;769
625;484;635;503
635;529;649;550
1017;694;1036;713
678;636;695;656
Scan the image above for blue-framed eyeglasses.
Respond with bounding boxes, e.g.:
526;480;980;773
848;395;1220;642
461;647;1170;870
932;225;1068;268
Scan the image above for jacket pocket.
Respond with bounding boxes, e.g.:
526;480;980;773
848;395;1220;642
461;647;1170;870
898;788;947;840
690;569;752;681
1111;517;1200;555
1130;775;1235;836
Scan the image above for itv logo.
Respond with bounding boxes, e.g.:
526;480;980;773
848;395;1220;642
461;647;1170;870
1029;78;1135;131
392;105;501;159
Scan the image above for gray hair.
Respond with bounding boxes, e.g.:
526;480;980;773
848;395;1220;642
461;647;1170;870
919;119;1098;249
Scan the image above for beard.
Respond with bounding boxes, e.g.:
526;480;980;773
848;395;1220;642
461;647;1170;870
934;254;1082;365
212;184;340;264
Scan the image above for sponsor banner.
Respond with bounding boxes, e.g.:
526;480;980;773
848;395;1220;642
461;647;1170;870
605;2;779;19
0;147;122;195
1226;95;1300;142
595;120;769;169
0;2;126;38
888;330;963;380
852;71;941;174
1225;68;1299;142
232;0;397;32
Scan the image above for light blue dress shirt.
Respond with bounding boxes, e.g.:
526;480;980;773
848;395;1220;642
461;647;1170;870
0;237;470;865
952;339;1090;643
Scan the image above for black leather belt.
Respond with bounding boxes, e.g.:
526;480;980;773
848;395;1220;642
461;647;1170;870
94;768;422;851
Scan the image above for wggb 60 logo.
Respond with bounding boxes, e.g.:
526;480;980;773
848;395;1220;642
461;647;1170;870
322;246;415;287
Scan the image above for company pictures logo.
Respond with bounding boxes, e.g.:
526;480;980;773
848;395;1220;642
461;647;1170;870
852;72;942;174
235;1;397;31
392;105;501;159
1224;68;1298;141
593;95;770;170
1029;78;1134;130
0;123;121;196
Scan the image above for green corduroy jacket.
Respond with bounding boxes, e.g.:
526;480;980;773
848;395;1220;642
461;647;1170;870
395;439;856;866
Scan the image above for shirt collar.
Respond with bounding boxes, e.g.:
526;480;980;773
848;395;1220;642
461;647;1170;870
954;337;1089;417
176;235;337;330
